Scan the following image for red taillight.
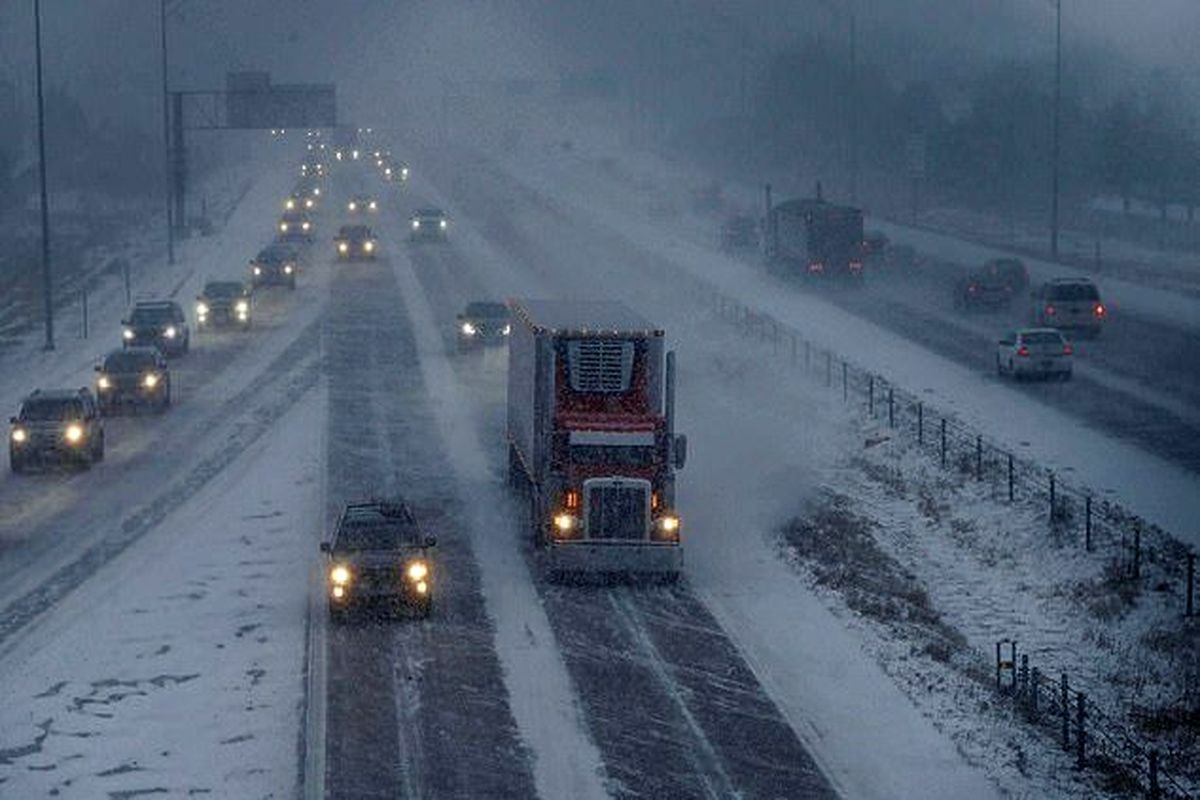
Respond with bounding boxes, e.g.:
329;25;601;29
1016;345;1030;357
651;491;660;510
1044;304;1056;316
1063;343;1073;355
564;490;580;510
1093;303;1106;318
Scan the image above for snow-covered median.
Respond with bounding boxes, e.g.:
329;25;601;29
0;387;323;798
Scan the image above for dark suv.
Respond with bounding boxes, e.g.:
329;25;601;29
196;281;252;330
9;389;105;472
95;347;171;414
251;243;299;290
122;300;189;356
1031;278;1107;337
319;501;437;620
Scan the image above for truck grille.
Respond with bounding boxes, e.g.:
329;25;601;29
567;340;634;393
586;484;648;540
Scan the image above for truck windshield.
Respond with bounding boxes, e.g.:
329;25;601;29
570;445;656;467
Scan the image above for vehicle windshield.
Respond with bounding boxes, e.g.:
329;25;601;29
416;208;443;218
339;226;370;238
20;398;83;421
257;248;292;263
103;352;154;372
130;306;175;324
337;511;420;550
1047;283;1100;301
1021;332;1064;345
204;283;244;298
465;302;507;318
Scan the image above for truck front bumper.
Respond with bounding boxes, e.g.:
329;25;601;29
548;541;682;575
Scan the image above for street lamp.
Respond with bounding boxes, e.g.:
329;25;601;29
33;0;54;350
1050;0;1062;260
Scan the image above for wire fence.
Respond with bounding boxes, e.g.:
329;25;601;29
682;275;1197;798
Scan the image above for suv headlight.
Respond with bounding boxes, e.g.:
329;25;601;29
368;201;377;211
284;264;294;274
253;266;262;276
411;219;420;230
279;222;289;233
123;328;134;340
11;427;27;443
301;221;311;231
461;322;477;336
143;373;159;388
439;219;448;229
348;202;357;211
363;241;375;253
64;424;84;444
407;562;428;581
97;375;111;389
338;242;349;253
196;302;209;316
164;326;177;339
235;300;249;314
330;565;351;585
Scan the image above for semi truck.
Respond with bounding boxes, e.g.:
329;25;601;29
506;300;687;579
763;183;864;280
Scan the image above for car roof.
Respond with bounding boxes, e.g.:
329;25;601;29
338;224;372;236
133;300;180;311
414;208;444;217
106;346;159;359
23;388;86;402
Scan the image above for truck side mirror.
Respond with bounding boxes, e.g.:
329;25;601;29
424;536;438;548
673;435;688;470
319;541;331;553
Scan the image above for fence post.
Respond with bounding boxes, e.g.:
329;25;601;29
1030;667;1040;718
1061;674;1070;749
917;403;924;446
868;376;874;416
825;352;832;387
842;362;848;402
1049;473;1057;519
1007;454;1014;502
1085;496;1092;551
975;435;983;480
1187;552;1195;617
1075;693;1086;768
1149;750;1160;800
888;388;895;428
1133;522;1141;580
940;418;947;469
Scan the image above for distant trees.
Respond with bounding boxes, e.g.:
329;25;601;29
744;43;1200;224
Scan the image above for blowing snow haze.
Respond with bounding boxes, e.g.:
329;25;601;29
0;2;1199;800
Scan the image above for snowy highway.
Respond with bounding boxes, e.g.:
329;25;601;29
0;129;1194;799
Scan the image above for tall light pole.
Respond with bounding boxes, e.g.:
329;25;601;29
160;0;174;264
33;0;54;350
1050;0;1062;260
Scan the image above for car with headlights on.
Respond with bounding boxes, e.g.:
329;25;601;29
319;500;436;620
996;328;1073;381
278;210;314;243
122;300;189;356
95;347;170;414
346;194;378;215
283;192;316;212
456;301;510;347
9;388;105;473
334;225;378;261
1031;278;1107;338
409;207;448;241
196;281;252;331
251;243;299;290
382;161;409;183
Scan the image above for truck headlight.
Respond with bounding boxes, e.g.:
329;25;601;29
11;428;27;443
338;242;349;253
461;322;477;336
411;219;420;230
280;222;289;232
164;326;177;339
235;300;249;314
553;513;577;535
97;375;111;390
196;302;209;316
64;424;84;444
348;202;357;211
330;565;351;585
363;241;375;253
123;328;134;340
407;562;428;581
254;267;262;276
368;201;377;211
655;514;681;540
143;373;159;388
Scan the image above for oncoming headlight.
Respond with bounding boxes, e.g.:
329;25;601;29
11;427;27;443
235;300;249;314
338;242;349;253
253;266;262;276
280;222;289;233
348;202;357;211
301;222;311;232
502;324;511;336
553;513;577;535
64;424;84;444
196;302;209;316
411;219;420;230
330;565;351;585
97;375;111;389
164;326;177;339
122;328;134;340
460;322;477;336
285;199;296;210
363;241;375;253
407;562;428;581
284;264;294;274
368;201;377;211
143;373;159;388
439;219;447;229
